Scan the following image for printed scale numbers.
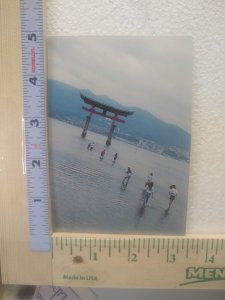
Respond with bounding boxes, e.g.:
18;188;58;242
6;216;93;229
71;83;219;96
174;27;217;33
20;0;50;251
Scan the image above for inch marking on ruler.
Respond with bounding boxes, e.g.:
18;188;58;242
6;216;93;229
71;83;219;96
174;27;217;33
52;236;225;288
20;0;50;251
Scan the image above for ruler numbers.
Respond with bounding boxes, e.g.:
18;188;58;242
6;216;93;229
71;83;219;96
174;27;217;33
52;237;225;288
53;237;224;266
20;0;50;251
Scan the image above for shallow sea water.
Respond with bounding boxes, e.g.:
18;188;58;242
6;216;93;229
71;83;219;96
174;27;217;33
48;118;189;235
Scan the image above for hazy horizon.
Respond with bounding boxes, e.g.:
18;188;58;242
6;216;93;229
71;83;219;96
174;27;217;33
49;78;190;135
48;36;192;132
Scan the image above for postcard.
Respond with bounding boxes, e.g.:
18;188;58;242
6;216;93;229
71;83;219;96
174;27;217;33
48;36;192;235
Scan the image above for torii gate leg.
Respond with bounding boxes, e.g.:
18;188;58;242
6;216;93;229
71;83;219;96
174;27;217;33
81;115;92;138
106;123;116;146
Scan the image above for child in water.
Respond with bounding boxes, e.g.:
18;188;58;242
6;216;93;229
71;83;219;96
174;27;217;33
166;185;178;213
100;149;106;160
122;167;132;186
143;181;154;206
112;153;118;165
146;172;153;185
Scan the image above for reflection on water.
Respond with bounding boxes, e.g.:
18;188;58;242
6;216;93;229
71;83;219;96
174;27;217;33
48;118;189;235
136;202;146;219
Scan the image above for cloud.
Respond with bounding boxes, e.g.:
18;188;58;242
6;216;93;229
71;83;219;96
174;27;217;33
48;36;192;132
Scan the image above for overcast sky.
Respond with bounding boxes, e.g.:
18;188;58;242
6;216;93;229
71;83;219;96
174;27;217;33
48;36;192;132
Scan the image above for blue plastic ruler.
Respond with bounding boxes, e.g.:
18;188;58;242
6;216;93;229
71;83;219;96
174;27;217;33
20;0;50;251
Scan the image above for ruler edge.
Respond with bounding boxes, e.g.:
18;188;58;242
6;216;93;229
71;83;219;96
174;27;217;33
51;233;225;290
20;0;52;251
52;232;225;239
0;0;52;285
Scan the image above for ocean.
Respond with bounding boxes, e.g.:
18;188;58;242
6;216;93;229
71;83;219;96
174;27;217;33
48;118;189;235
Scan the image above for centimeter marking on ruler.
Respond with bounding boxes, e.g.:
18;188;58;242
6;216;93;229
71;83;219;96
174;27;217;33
20;0;50;251
53;237;224;263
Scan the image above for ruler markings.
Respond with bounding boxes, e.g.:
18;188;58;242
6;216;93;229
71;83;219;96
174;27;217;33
109;239;112;257
99;239;102;252
20;0;50;251
186;239;189;259
128;239;131;261
166;239;170;263
22;73;45;78
216;239;219;254
89;239;92;260
138;238;141;253
60;237;63;251
157;239;160;254
176;239;179;254
147;238;150;257
205;240;209;263
80;239;82;251
51;237;223;275
70;238;72;255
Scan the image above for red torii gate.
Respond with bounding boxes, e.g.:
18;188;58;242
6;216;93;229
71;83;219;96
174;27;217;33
80;93;134;146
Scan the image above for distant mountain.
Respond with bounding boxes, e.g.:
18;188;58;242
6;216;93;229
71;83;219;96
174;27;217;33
48;79;191;150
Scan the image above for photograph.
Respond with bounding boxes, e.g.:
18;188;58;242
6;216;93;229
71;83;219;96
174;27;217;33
47;36;192;235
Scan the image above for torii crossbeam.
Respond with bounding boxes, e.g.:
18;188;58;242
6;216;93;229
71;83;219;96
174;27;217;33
80;93;134;146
